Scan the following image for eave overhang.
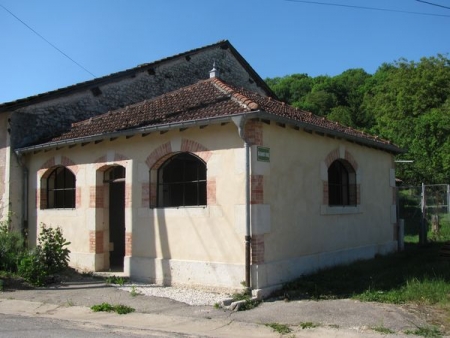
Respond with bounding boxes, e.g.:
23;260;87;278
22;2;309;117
15;111;404;156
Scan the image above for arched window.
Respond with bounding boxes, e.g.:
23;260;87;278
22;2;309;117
47;167;76;208
328;160;356;206
157;153;206;207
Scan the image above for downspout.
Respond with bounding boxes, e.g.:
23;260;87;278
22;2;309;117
232;115;251;288
13;150;28;241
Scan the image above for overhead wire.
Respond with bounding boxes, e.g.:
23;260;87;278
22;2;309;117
415;0;450;11
0;3;96;78
283;0;450;18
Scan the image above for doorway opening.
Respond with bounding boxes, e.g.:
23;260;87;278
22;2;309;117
104;166;126;271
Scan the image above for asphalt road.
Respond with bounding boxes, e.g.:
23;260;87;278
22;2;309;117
0;278;442;337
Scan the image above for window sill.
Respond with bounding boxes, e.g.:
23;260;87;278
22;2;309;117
320;205;362;215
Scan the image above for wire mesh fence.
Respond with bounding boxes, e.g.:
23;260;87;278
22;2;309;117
398;184;450;242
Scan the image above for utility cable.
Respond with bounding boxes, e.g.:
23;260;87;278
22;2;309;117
283;0;450;18
0;3;96;78
416;0;450;11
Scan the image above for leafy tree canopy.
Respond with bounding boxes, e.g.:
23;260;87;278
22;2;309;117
266;54;450;184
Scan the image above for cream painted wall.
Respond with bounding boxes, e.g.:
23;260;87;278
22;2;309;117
250;122;396;289
25;123;248;288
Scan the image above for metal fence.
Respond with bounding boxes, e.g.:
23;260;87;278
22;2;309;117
397;184;450;243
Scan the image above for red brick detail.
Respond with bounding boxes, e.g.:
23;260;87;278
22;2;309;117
125;183;132;208
89;230;104;254
344;150;358;171
251;175;264;204
325;148;340;168
207;178;216;205
75;187;81;208
125;232;132;256
251;234;265;264
322;182;329;205
94;156;107;169
61;156;79;174
37;188;47;209
146;142;172;168
149;182;157;208
141;183;150;208
40;158;56;170
90;186;104;208
181;139;212;163
245;120;263;146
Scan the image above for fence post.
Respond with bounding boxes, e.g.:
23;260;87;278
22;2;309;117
419;183;427;246
447;184;450;215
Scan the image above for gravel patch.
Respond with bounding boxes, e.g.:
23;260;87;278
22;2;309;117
117;283;232;306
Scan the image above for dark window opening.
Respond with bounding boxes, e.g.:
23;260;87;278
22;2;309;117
104;166;126;183
157;153;206;207
47;167;76;209
328;160;357;206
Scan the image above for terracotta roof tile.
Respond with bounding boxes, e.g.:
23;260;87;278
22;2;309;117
48;77;400;152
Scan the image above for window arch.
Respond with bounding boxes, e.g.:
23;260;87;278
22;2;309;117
47;166;76;208
328;159;356;206
157;152;206;207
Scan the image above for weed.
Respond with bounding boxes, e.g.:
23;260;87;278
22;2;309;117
371;325;395;334
213;302;220;309
231;290;261;311
66;299;74;307
91;302;135;315
299;321;319;329
404;325;443;337
105;275;127;286
130;285;139;297
265;322;292;334
0;279;3;291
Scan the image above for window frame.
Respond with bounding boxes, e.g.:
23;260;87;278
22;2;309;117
328;159;357;207
156;152;207;208
46;166;76;209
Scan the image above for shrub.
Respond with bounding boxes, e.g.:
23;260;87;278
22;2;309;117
17;224;71;286
37;224;71;274
0;215;25;273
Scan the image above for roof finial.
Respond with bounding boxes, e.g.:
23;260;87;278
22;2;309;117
209;61;219;78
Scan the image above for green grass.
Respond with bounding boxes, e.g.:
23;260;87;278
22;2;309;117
405;325;443;338
265;322;292;334
280;242;450;305
91;302;135;315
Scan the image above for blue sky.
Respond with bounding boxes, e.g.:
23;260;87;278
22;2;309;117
1;0;449;103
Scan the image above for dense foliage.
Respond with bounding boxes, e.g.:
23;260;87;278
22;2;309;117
0;222;70;286
266;55;450;184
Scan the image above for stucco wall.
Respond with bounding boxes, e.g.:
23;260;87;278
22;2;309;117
25;123;248;289
249;121;397;289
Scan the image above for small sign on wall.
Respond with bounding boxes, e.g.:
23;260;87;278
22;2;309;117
257;146;270;162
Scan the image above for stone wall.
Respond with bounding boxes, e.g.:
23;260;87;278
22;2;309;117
9;44;267;150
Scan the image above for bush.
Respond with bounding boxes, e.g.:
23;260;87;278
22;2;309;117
17;224;71;286
37;224;70;274
0;215;25;272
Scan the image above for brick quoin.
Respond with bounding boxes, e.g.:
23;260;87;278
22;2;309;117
76;187;82;208
251;234;265;264
90;186;104;208
245;120;263;146
125;232;132;256
207;178;216;205
251;175;264;204
141;183;150;208
89;230;104;254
